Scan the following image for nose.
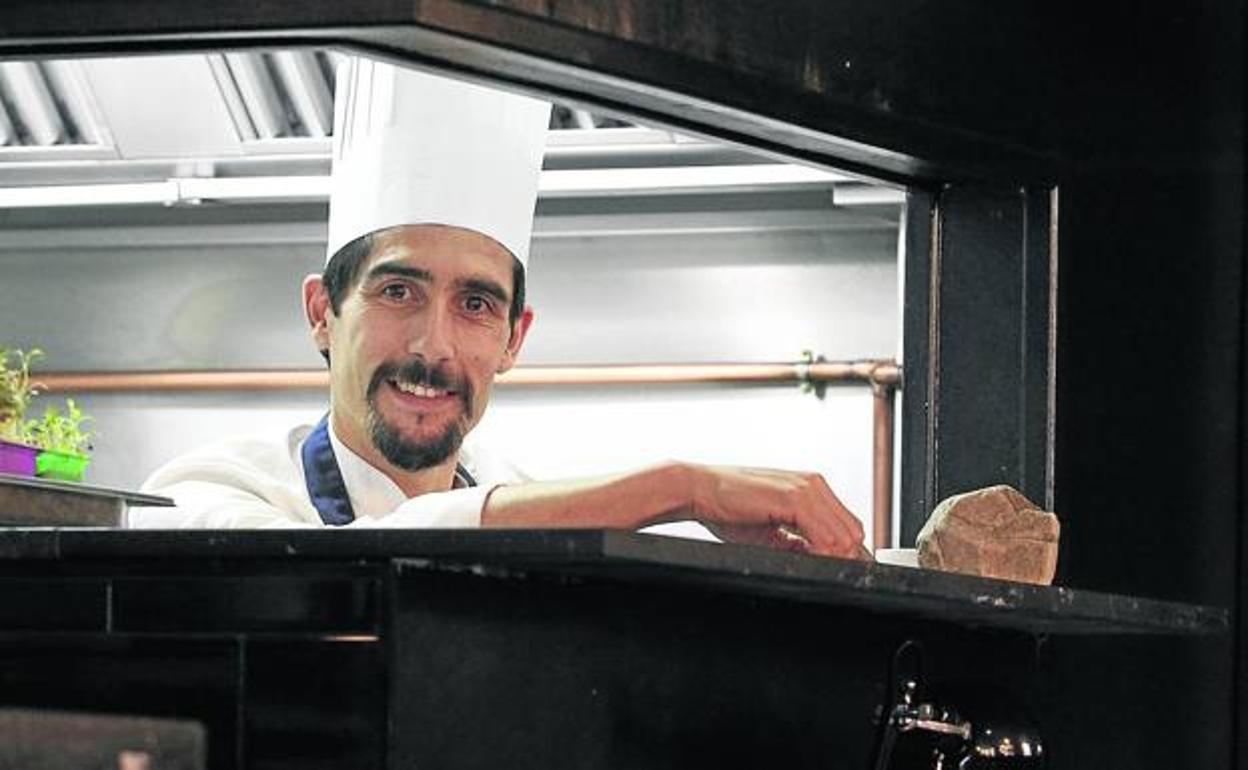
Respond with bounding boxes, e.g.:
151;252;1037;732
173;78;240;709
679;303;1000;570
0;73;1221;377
406;300;455;363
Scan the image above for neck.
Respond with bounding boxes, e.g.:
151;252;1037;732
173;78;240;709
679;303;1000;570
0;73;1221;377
387;459;459;498
330;411;460;497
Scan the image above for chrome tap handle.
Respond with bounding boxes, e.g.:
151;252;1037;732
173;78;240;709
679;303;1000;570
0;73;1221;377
895;700;973;741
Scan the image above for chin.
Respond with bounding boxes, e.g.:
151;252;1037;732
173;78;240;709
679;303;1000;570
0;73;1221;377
369;415;464;472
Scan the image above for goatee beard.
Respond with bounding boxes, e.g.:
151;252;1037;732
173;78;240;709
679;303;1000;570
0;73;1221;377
366;357;472;472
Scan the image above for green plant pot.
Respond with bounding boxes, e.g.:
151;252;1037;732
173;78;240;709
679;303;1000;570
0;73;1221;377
35;449;90;482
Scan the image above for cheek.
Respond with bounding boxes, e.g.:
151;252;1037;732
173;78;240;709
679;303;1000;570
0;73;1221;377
329;317;389;387
346;313;402;356
466;334;512;374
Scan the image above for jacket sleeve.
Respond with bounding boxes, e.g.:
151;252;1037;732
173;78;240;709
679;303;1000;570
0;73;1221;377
352;485;494;529
132;447;498;530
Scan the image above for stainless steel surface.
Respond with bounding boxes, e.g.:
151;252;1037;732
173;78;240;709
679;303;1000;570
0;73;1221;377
0;708;205;770
0;61;65;146
0;472;172;527
0;205;898;368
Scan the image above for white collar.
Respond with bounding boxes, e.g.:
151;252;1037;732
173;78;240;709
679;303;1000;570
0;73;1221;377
327;417;408;519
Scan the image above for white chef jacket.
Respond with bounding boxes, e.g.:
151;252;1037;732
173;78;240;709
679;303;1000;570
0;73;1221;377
130;419;526;529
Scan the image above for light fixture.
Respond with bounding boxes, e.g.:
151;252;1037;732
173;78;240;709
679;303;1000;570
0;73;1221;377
0;165;901;208
0;181;176;207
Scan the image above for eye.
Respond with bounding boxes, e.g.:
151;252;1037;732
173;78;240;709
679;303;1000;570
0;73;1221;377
462;294;494;314
380;283;410;301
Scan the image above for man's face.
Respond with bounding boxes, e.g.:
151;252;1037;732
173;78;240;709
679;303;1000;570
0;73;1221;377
308;224;532;474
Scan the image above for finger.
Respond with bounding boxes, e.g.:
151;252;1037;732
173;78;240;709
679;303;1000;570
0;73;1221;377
809;473;865;541
797;475;866;557
759;485;841;556
772;480;848;556
708;522;810;554
707;467;861;558
795;506;861;558
772;524;812;553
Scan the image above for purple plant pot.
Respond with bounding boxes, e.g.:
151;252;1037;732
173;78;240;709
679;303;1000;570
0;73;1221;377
0;439;38;476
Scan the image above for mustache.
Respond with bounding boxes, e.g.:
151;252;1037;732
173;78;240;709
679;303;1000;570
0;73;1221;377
368;358;472;406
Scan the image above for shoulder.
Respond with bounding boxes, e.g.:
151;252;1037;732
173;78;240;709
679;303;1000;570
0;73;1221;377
457;434;530;485
134;423;321;528
142;423;311;492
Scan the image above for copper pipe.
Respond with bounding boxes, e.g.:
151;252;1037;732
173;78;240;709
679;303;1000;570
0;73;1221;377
35;369;329;392
35;361;900;392
37;359;902;540
871;382;897;549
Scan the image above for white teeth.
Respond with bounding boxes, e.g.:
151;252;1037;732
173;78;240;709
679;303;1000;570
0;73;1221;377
394;380;448;398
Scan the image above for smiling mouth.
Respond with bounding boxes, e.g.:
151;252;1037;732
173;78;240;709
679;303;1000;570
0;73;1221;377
391;379;454;398
389;378;457;401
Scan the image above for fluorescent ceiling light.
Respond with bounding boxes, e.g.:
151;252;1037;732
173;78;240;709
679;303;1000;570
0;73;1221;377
540;164;850;197
0;177;327;207
0;164;881;208
176;175;330;202
0;181;176;207
832;185;906;206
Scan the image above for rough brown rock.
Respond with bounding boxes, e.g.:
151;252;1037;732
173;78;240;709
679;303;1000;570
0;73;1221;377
915;485;1060;585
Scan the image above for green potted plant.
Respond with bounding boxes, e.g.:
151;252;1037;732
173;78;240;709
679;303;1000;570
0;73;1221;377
27;398;94;481
0;347;43;476
0;347;96;481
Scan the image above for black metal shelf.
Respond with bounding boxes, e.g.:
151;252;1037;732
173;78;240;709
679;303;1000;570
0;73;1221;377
0;528;1224;637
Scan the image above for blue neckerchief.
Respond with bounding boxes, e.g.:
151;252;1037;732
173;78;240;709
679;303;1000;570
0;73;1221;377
455;464;478;488
301;414;478;527
301;414;355;526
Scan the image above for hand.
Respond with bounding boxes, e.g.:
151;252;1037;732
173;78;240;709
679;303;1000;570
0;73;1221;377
683;464;870;560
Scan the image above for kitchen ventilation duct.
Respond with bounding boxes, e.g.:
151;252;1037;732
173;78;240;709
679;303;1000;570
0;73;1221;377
207;51;337;141
0;50;904;210
0;60;109;148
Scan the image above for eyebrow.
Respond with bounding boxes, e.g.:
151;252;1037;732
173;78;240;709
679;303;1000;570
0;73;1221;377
365;264;433;284
459;277;510;306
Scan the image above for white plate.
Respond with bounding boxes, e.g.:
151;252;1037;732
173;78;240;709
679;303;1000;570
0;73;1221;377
873;548;919;568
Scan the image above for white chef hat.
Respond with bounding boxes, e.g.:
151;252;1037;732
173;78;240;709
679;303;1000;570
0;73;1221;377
325;57;551;268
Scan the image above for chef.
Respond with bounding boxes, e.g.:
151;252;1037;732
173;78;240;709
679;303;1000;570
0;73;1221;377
133;58;867;559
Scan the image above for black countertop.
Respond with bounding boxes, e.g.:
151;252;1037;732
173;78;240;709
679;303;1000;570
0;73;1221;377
0;528;1226;637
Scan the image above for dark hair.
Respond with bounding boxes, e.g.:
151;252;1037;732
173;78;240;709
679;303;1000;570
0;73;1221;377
319;231;527;363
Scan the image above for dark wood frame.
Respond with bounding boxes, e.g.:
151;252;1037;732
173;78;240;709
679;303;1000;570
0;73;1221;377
0;0;1062;544
0;3;1240;767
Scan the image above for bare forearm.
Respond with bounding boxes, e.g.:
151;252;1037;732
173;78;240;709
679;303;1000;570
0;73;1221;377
482;461;869;559
481;461;692;530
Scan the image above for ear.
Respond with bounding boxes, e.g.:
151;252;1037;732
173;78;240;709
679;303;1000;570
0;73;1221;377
497;306;535;374
302;274;332;356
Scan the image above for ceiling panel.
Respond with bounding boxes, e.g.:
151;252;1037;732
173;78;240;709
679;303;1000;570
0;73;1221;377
80;55;242;160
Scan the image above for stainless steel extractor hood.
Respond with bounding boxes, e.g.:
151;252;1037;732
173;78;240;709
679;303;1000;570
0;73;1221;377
0;49;903;211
